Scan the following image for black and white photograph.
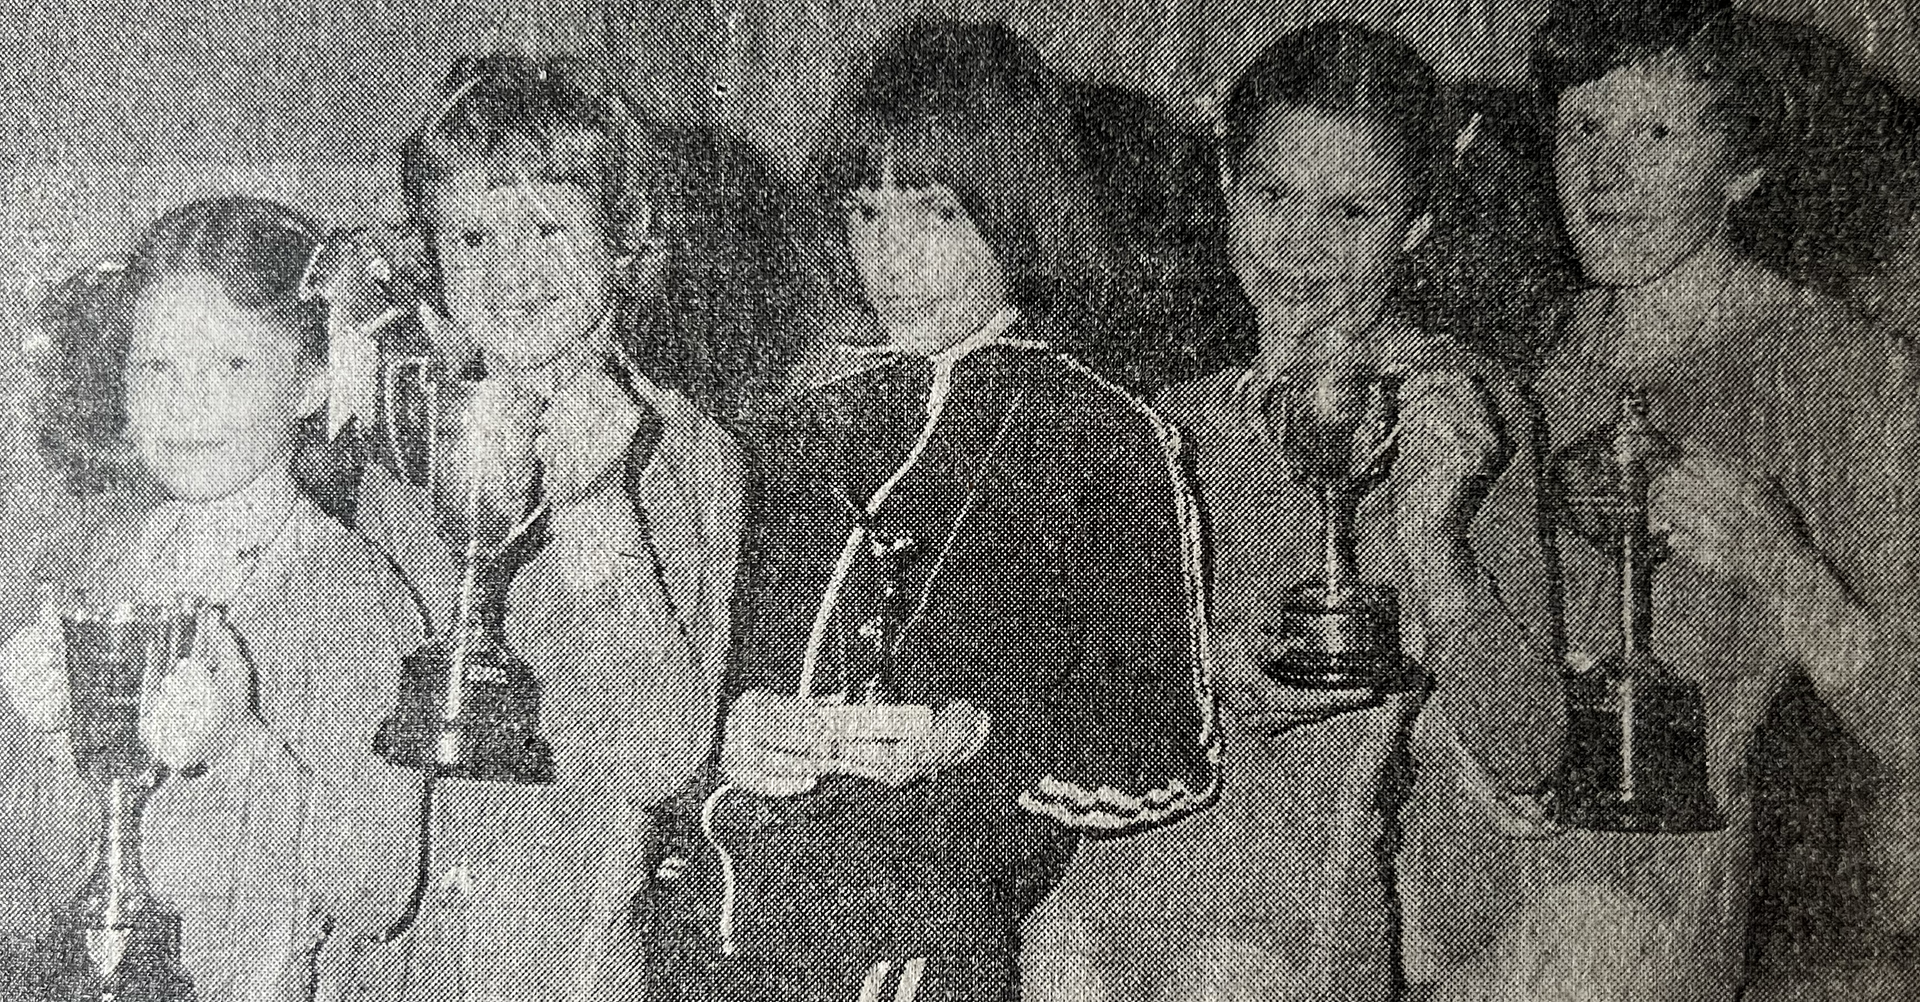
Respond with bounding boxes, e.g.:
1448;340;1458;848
0;1;1915;999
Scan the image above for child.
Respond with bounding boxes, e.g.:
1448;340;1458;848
0;197;429;1000
1419;6;1920;1000
348;54;759;1002
641;22;1217;1002
1023;22;1558;1002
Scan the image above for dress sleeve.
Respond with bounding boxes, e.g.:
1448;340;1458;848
1391;367;1564;793
256;542;430;947
509;412;739;814
1012;383;1219;836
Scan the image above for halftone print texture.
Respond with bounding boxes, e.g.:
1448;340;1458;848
0;1;1916;1001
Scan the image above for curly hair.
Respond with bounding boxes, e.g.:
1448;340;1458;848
30;197;324;496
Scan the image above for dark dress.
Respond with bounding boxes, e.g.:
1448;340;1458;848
642;313;1218;1002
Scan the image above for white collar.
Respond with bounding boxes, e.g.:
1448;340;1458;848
927;306;1036;368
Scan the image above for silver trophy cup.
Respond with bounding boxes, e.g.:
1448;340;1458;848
1261;367;1409;690
372;357;555;785
21;598;209;1002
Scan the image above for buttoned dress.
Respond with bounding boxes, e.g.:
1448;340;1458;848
643;312;1218;1002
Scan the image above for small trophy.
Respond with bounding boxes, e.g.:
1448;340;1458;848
25;598;207;1001
1261;367;1409;691
372;357;556;785
821;528;932;751
1548;387;1726;833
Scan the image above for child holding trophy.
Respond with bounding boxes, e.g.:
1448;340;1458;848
641;22;1217;1002
1023;22;1557;1002
342;53;762;1002
1412;5;1920;1000
0;197;431;1000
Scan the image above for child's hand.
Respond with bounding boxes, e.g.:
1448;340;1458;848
536;368;641;509
1;611;68;736
720;689;835;798
833;700;990;787
140;621;250;773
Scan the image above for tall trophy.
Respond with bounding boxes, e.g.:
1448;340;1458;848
372;357;556;784
1548;387;1726;833
24;598;207;1001
1261;367;1410;691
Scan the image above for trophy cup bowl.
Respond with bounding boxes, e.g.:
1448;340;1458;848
19;600;202;1002
373;358;556;785
1547;389;1726;834
1260;367;1412;691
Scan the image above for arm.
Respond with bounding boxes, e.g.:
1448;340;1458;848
1015;395;1217;837
1390;370;1564;794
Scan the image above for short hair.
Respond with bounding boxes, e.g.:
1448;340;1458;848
809;21;1114;336
400;54;637;281
1531;1;1914;293
31;197;324;495
1531;1;1783;170
399;52;806;424
1218;21;1445;210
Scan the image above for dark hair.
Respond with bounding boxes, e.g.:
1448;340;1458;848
809;21;1114;337
400;52;807;424
1531;1;1914;293
1531;1;1781;169
1219;21;1446;210
1068;82;1257;390
31;197;325;495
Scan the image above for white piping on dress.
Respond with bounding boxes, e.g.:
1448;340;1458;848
1013;352;1221;832
798;308;1028;698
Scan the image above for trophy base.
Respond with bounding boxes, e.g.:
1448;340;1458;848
16;912;199;1002
1553;662;1728;835
374;643;556;785
1261;583;1405;690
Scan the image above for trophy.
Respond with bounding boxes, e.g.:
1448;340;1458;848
1260;367;1410;691
24;598;207;1001
372;357;556;784
1548;387;1726;833
820;525;932;751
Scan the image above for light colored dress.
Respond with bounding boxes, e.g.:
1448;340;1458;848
1025;315;1541;1002
353;370;743;1002
1405;263;1920;1002
0;469;427;1002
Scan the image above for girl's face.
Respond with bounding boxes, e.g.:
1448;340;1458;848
1554;56;1753;287
843;163;1009;356
1225;105;1420;335
433;173;618;372
125;274;325;502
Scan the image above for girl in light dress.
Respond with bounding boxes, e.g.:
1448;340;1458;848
1024;22;1555;1002
0;196;429;1001
1408;5;1920;999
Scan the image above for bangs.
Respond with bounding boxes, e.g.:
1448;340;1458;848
416;126;621;213
810;103;1110;327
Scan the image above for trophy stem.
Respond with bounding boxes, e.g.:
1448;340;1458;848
1320;488;1361;604
1614;398;1658;668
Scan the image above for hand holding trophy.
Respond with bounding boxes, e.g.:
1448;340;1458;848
16;597;217;1002
1259;364;1412;695
1548;386;1726;834
372;354;556;785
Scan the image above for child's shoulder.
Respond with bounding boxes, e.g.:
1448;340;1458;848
958;340;1161;427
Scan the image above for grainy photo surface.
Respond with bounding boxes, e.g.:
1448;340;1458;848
0;1;1914;1000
